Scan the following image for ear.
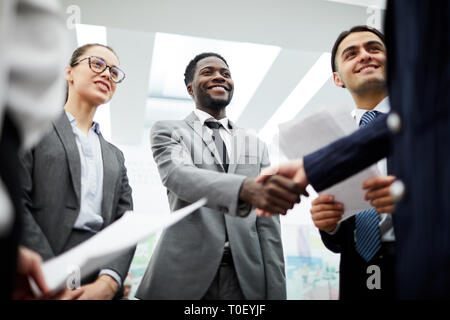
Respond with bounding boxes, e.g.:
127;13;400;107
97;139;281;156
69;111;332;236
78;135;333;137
186;83;194;98
333;71;345;88
65;66;73;83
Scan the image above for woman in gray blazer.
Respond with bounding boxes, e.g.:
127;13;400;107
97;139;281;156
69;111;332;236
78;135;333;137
20;44;134;300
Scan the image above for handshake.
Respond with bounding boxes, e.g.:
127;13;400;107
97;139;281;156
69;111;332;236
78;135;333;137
239;159;397;221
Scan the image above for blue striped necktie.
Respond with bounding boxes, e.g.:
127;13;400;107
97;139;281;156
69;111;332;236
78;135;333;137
355;110;382;262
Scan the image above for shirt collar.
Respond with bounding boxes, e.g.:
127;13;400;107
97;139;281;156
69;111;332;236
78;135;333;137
65;111;101;135
352;96;391;125
193;108;232;134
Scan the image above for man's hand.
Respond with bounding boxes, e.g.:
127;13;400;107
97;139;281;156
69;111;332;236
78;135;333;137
13;246;49;299
76;275;119;300
310;195;344;233
363;175;396;213
253;159;309;216
12;246;84;300
240;175;303;216
256;159;308;186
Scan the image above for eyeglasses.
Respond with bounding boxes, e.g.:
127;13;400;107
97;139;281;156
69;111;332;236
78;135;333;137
71;56;126;83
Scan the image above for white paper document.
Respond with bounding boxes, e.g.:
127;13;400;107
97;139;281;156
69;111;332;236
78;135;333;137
32;198;207;295
278;108;381;222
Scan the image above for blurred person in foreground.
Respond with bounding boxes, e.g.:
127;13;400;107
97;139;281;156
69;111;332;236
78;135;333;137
0;0;69;299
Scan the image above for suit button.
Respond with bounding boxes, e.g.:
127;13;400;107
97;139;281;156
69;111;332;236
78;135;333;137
387;112;402;133
390;180;406;201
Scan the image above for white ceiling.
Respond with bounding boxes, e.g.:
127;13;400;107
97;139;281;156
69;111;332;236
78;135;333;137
325;0;386;9
61;0;384;145
147;32;281;122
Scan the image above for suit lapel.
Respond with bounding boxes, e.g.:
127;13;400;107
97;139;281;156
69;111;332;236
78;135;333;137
53;114;81;203
227;120;245;174
98;134;118;223
184;111;225;171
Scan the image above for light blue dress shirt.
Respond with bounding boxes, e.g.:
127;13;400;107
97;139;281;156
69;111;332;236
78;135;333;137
65;111;122;287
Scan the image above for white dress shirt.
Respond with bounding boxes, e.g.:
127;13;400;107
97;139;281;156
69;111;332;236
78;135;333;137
327;97;396;242
193;108;233;157
193;108;233;248
351;97;396;242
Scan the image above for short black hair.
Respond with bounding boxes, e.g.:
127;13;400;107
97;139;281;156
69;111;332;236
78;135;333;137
184;52;229;86
331;25;385;72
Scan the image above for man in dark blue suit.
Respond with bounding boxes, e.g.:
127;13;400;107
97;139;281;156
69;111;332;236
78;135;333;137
256;0;450;299
310;26;396;300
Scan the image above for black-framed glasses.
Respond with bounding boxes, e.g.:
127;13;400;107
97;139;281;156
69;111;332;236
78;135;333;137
71;56;126;83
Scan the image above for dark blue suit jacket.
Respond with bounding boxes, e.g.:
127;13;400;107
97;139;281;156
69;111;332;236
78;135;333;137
303;0;450;299
319;217;394;300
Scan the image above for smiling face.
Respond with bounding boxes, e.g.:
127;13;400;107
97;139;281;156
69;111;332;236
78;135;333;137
333;31;386;95
66;45;119;106
187;56;234;111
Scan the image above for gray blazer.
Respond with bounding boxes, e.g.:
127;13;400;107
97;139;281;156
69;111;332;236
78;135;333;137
136;112;286;300
19;112;135;283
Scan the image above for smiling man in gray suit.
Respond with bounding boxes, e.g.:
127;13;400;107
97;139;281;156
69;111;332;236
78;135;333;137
136;52;303;300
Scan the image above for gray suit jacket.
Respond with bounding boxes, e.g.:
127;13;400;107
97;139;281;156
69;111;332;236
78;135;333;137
136;112;286;300
19;112;135;283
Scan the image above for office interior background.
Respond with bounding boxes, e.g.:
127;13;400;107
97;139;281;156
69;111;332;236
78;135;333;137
60;0;386;299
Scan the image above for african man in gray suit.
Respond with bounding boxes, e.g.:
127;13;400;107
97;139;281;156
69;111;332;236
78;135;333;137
136;52;304;300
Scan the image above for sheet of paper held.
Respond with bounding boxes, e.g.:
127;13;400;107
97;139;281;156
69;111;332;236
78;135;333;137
278;108;381;222
31;198;207;296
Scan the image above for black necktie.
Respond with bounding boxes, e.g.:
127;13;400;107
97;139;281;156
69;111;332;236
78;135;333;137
205;121;229;173
205;121;230;245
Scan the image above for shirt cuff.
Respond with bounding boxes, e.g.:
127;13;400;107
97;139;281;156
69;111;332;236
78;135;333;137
326;222;341;235
99;269;122;288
